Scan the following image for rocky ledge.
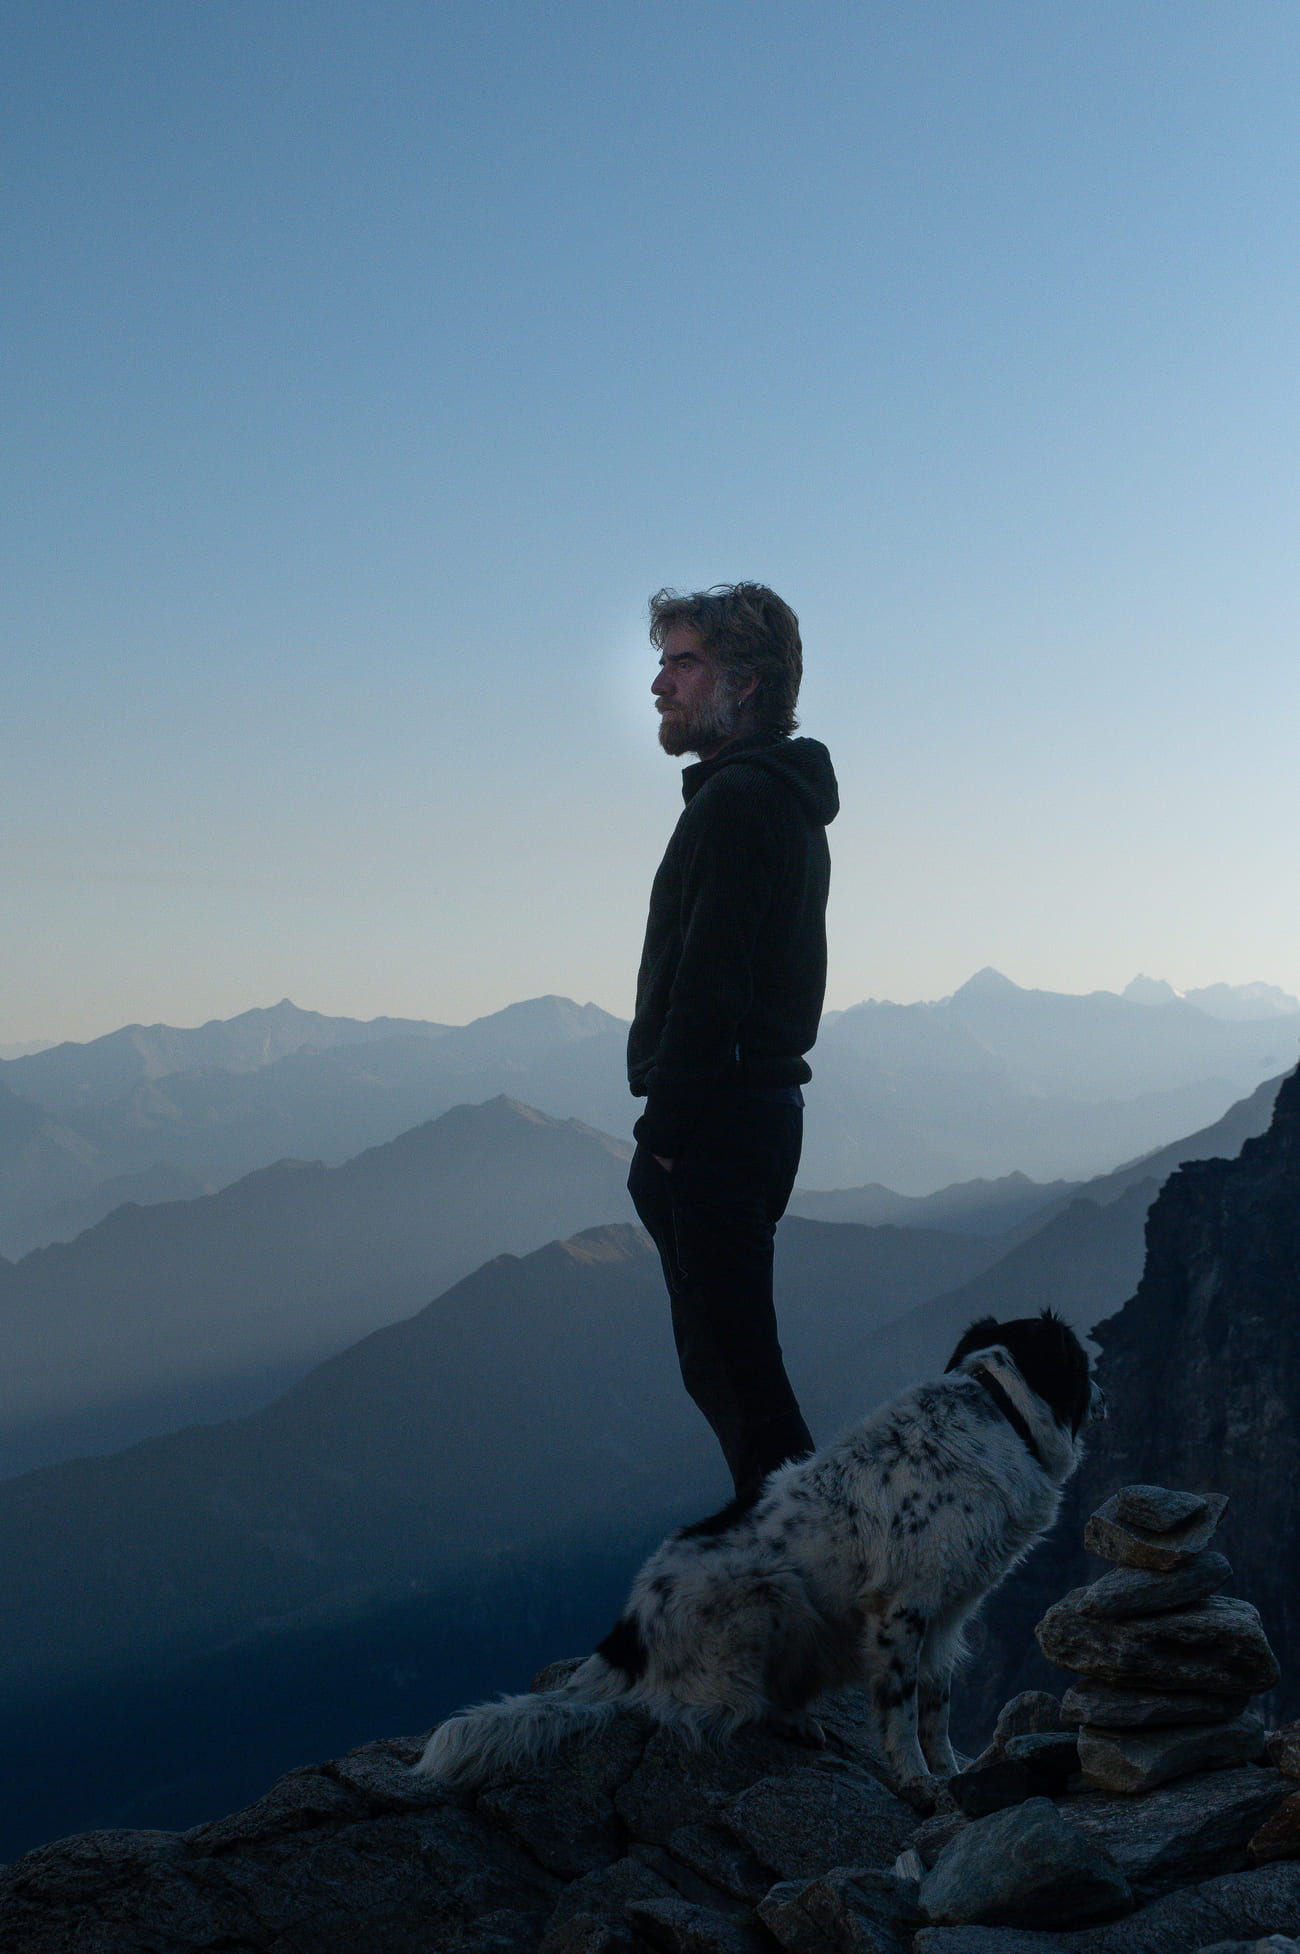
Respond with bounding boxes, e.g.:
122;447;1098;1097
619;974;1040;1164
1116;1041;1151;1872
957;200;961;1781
4;1490;1299;1954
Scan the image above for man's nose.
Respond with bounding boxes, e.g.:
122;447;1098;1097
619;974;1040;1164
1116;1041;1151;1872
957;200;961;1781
652;667;670;695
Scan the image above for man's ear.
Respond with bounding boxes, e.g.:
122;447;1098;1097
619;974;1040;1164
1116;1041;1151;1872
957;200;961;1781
736;676;760;708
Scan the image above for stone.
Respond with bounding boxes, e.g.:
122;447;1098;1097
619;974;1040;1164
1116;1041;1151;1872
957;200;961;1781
663;1825;775;1904
1002;1731;1081;1782
1077;1711;1267;1793
1193;1939;1300;1954
542;1917;645;1954
757;1867;922;1953
1265;1723;1300;1778
918;1797;1133;1928
993;1692;1064;1742
613;1726;807;1847
1067;1765;1295;1898
948;1758;1034;1818
911;1862;1300;1949
547;1854;679;1927
1112;1485;1210;1532
479;1715;650;1875
1085;1490;1228;1572
1036;1592;1281;1694
625;1895;771;1952
1062;1680;1251;1730
1249;1792;1300;1867
909;1810;971;1868
718;1766;915;1882
1062;1552;1232;1622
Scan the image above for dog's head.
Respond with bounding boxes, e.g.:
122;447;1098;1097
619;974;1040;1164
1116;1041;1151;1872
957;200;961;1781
944;1309;1104;1436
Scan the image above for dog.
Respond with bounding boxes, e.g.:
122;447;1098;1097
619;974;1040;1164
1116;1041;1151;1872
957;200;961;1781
415;1310;1103;1792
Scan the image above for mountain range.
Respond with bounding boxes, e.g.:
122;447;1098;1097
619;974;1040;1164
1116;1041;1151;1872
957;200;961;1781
0;1062;1291;1858
3;975;1297;1256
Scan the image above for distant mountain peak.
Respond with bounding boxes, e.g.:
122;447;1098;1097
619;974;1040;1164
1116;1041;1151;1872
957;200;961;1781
952;967;1021;999
557;1222;651;1265
1123;975;1182;1006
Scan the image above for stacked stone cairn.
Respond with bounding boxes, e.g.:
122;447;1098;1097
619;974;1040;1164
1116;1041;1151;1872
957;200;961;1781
1036;1483;1281;1794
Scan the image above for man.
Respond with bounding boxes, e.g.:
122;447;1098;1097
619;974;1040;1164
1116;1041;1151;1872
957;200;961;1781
627;583;839;1504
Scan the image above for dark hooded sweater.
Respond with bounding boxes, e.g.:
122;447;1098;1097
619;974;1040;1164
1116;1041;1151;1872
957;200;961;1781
627;735;839;1157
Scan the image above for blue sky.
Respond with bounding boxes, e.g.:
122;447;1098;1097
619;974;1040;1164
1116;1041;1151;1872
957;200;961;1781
4;1;1298;1043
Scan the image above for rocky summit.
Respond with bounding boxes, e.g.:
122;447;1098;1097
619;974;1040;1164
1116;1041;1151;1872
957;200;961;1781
3;1491;1299;1953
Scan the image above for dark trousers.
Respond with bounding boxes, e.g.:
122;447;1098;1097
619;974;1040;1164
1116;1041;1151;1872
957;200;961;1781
627;1087;815;1502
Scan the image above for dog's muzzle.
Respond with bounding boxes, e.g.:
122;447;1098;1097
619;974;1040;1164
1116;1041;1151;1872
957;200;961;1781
1088;1379;1107;1423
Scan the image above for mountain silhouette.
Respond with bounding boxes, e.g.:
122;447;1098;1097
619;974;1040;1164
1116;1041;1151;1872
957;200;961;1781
0;1097;633;1475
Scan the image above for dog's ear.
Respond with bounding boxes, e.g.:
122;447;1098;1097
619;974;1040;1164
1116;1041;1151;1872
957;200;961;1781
944;1316;1002;1372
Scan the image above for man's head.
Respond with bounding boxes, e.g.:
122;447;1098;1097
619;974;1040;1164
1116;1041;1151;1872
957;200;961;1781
648;584;802;759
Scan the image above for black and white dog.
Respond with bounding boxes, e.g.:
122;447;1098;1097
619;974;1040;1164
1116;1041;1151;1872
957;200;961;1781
416;1310;1103;1792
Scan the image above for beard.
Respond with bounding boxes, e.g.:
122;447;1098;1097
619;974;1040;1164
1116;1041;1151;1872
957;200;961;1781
657;672;743;757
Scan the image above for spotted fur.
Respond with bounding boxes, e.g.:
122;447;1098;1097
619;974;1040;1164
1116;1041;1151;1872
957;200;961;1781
414;1310;1103;1791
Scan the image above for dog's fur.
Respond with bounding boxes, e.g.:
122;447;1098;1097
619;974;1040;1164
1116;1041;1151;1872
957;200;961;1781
415;1310;1102;1791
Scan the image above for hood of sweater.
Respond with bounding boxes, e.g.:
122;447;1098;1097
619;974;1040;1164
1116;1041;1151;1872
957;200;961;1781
679;736;839;826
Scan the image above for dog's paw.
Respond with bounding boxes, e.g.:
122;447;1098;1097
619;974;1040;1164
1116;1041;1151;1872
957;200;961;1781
766;1708;827;1748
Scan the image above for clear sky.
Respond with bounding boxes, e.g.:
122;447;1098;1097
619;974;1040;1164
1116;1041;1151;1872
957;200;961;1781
4;1;1298;1045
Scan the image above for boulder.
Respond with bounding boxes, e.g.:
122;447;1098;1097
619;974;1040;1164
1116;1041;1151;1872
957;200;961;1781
1066;1765;1295;1898
1111;1486;1210;1532
1266;1723;1300;1778
918;1797;1133;1929
757;1866;922;1953
1060;1552;1232;1621
1037;1592;1280;1694
993;1692;1065;1742
1076;1711;1266;1793
912;1863;1300;1949
1248;1792;1300;1868
1085;1490;1228;1572
1062;1680;1251;1729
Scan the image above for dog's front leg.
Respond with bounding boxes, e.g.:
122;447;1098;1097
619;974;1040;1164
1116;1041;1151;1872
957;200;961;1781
916;1668;956;1778
862;1599;928;1787
916;1614;965;1777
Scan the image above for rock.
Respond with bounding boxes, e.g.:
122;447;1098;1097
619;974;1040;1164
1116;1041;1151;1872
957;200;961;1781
613;1726;807;1847
1077;1711;1267;1793
661;1825;776;1904
1003;1731;1081;1779
1193;1939;1300;1954
1266;1723;1300;1777
1085;1490;1228;1571
1036;1592;1281;1694
918;1797;1133;1928
542;1917;645;1954
994;1692;1065;1742
547;1853;680;1928
912;1861;1300;1949
479;1717;651;1875
909;1810;971;1869
757;1867;922;1953
1062;1680;1251;1729
718;1766;915;1882
1112;1486;1211;1532
1062;1552;1232;1621
1067;1765;1295;1898
948;1758;1034;1818
625;1895;771;1953
1249;1792;1300;1867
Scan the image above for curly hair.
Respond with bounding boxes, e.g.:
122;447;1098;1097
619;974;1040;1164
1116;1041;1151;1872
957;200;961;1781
648;583;802;738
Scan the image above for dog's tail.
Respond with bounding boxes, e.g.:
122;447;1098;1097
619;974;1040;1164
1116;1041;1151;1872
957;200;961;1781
413;1653;628;1787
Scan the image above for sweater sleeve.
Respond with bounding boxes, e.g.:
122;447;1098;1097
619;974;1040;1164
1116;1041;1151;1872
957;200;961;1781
632;775;784;1156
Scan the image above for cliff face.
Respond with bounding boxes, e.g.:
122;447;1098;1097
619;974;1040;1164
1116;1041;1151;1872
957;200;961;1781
961;1064;1300;1741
